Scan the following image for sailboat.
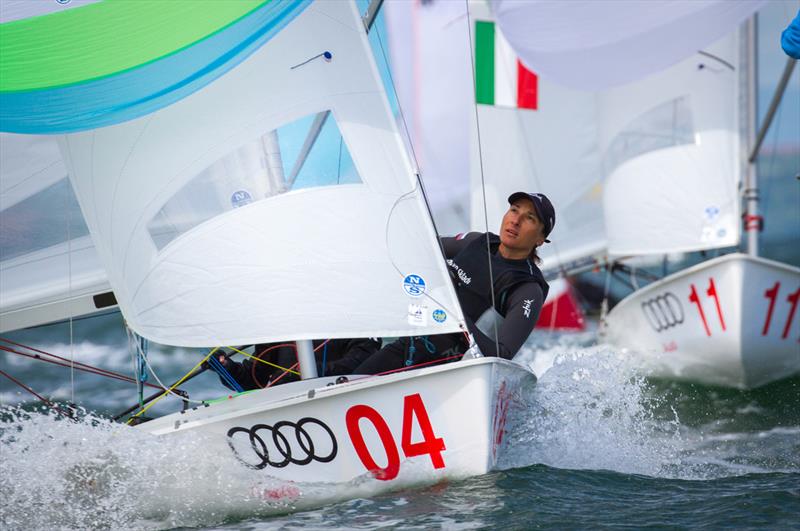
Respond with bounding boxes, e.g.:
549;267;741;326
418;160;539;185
484;0;799;388
1;0;538;485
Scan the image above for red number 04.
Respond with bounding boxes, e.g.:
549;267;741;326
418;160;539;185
346;393;446;481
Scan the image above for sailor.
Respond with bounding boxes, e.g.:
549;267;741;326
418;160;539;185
354;191;554;374
214;337;380;390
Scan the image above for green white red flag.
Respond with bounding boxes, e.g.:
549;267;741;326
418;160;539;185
474;20;538;110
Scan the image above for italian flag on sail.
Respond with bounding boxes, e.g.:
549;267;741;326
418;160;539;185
474;20;538;110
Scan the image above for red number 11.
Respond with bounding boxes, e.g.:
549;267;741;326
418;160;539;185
761;282;799;340
689;278;725;336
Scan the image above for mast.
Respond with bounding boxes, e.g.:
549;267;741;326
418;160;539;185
262;128;318;379
743;15;759;256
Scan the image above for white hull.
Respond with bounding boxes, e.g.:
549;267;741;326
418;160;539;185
136;357;534;485
604;253;800;388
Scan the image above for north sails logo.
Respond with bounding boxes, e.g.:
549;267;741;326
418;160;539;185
522;299;533;318
446;259;471;285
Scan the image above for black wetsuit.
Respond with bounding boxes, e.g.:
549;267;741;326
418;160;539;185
217;337;380;391
354;232;549;374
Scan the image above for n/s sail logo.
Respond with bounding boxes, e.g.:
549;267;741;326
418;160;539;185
403;274;426;297
230;190;253;208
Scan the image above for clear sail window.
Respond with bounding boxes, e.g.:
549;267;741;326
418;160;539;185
604;96;695;174
147;111;361;251
0;178;89;263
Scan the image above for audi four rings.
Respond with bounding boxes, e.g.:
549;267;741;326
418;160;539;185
640;292;685;332
227;417;338;469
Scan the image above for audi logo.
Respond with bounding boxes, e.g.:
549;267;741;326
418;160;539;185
227;417;338;469
640;292;684;332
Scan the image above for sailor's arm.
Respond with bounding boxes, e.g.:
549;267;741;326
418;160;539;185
466;282;544;359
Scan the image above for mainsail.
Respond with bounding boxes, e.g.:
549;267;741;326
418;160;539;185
2;0;467;347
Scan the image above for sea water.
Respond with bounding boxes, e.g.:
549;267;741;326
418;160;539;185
1;315;798;530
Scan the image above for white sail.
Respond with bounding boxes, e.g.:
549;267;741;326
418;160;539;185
0;133;111;333
58;1;465;347
383;0;474;234
601;31;742;256
490;0;763;90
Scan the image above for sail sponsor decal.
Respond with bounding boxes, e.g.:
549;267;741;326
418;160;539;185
227;417;337;469
432;309;447;323
403;274;427;297
230;190;253;208
408;304;428;326
474;20;538;110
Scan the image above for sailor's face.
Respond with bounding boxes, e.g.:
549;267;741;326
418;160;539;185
499;199;546;259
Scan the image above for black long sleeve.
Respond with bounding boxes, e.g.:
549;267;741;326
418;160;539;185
465;281;543;359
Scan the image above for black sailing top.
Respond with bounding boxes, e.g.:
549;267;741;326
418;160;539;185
441;232;549;360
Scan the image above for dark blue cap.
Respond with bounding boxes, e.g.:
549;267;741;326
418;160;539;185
508;191;556;243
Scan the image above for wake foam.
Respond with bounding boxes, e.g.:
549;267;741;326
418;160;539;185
0;407;435;530
507;341;799;480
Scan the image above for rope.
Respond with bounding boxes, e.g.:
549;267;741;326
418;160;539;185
131;336;208;406
375;353;465;378
207;355;244;393
226;345;301;376
321;342;329;377
268;362;299;387
126;347;219;424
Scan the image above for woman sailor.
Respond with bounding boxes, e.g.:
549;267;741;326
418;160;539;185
354;191;555;374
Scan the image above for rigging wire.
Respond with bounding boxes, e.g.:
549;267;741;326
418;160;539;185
465;1;500;356
65;172;75;404
126;326;208;406
0;341;161;389
126;347;219;424
0;368;73;417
